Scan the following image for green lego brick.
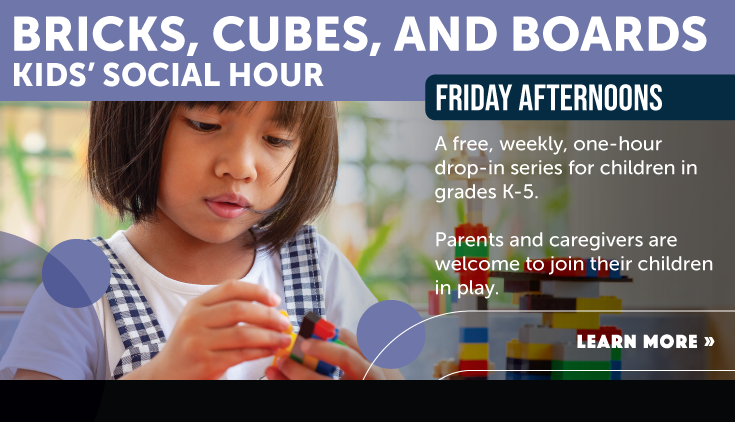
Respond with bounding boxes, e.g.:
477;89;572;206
445;292;452;313
289;353;303;364
333;339;346;347
611;348;622;361
551;360;610;380
454;243;489;258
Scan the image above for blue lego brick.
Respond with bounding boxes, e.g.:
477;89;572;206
451;290;458;303
506;372;522;381
312;334;324;340
316;360;337;377
460;327;488;343
520;374;551;381
611;360;622;380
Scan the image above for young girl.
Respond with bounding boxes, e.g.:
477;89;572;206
0;101;401;380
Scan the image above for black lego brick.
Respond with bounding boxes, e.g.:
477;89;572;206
519;295;576;311
504;279;541;293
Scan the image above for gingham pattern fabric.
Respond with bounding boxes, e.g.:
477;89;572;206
280;225;326;332
89;237;167;380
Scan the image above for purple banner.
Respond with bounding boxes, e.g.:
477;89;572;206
2;0;733;100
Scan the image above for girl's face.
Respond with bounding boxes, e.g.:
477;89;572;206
157;102;300;244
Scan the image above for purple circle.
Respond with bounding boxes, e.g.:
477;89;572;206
357;300;425;369
43;239;111;308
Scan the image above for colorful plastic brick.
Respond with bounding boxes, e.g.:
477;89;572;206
458;360;489;372
273;311;345;378
459;343;488;360
542;312;600;329
460;327;489;343
577;296;622;313
428;290;439;316
506;339;522;360
504;279;541;293
520;295;576;310
438;291;447;315
551;360;611;380
520;343;553;361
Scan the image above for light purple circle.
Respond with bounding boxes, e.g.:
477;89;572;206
357;300;425;369
42;239;111;308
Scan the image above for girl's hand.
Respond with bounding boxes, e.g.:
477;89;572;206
122;280;292;380
264;328;403;380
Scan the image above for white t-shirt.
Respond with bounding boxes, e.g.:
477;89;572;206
0;230;377;380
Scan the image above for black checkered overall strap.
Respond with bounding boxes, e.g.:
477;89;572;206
88;237;167;380
280;225;326;332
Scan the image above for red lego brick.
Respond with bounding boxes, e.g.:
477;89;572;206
455;223;488;239
459;269;489;288
313;319;336;341
458;360;489;372
428;290;439;316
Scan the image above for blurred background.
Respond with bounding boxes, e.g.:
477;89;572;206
0;102;733;378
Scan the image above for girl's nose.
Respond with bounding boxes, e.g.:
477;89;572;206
214;139;258;181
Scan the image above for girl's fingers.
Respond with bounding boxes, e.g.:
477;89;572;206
210;325;293;351
202;300;291;332
300;339;381;380
212;348;278;370
275;357;333;380
199;279;281;307
332;328;363;356
264;366;289;381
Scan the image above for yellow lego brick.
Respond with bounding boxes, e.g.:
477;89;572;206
577;296;622;313
521;343;553;361
302;354;319;371
506;339;522;359
459;343;488;360
439;292;446;315
543;312;600;329
272;332;297;365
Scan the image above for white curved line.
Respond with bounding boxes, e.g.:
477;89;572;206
362;309;735;380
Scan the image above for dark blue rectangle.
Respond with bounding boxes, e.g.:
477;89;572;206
426;75;735;120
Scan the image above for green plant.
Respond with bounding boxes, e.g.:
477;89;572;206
354;218;396;276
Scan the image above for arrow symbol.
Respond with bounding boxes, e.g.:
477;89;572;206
704;337;715;346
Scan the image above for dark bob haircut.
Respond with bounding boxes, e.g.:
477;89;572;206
87;101;339;253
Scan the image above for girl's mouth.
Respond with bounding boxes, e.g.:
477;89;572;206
204;193;251;219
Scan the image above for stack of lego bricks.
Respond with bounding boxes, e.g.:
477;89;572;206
430;222;494;379
493;257;631;381
273;311;346;378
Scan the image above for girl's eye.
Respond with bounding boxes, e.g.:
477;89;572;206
187;119;220;132
263;135;292;148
